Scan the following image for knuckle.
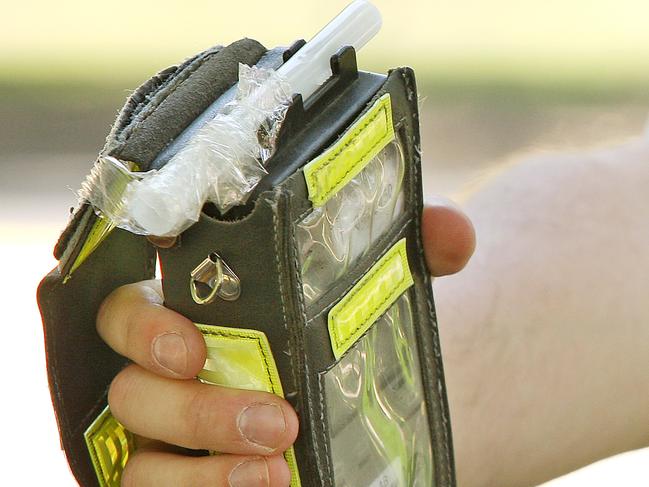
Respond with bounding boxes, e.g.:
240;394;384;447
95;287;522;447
184;387;230;448
185;388;216;442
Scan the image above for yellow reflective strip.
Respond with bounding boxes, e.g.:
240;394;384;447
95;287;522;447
304;93;394;207
65;215;115;282
84;406;135;487
328;239;413;359
65;160;140;282
196;324;302;487
196;324;283;394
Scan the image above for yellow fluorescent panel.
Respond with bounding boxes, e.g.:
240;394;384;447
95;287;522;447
64;161;140;282
196;323;302;487
328;238;414;359
84;406;135;487
304;93;394;207
64;215;115;282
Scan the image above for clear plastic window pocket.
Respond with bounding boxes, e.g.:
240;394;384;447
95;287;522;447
297;93;406;306
297;138;406;305
323;292;434;487
295;93;433;485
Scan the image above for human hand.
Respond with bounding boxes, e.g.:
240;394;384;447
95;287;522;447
98;202;475;486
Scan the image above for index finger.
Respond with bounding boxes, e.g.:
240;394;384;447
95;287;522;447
97;280;207;379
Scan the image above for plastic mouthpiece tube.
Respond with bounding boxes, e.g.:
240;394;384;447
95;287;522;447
278;0;382;101
127;0;382;236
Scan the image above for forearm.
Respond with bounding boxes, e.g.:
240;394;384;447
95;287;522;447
434;138;649;486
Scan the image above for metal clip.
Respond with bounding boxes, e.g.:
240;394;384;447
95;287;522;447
190;252;241;305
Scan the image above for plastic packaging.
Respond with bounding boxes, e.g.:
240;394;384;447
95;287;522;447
277;0;381;102
324;293;434;486
297;140;405;304
81;64;292;236
127;64;292;235
81;0;382;236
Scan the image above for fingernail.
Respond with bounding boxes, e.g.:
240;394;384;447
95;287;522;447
152;332;188;375
229;458;269;487
238;403;287;451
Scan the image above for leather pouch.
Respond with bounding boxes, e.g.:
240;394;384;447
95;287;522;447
38;38;456;487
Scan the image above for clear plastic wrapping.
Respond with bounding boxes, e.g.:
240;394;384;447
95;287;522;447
323;292;434;486
80;64;292;236
296;140;405;304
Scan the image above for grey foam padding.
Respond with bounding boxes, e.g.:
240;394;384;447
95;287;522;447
151;46;288;170
104;38;267;170
54;39;267;260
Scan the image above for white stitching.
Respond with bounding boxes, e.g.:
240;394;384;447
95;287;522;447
402;68;453;483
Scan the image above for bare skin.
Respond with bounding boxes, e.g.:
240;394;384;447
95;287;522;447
99;137;649;487
98;204;475;487
436;137;649;486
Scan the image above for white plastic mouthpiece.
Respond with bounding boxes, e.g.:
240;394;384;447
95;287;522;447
127;0;382;236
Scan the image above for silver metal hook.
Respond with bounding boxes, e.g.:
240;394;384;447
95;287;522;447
190;252;241;305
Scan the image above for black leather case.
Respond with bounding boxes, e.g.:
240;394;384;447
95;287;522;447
38;39;456;487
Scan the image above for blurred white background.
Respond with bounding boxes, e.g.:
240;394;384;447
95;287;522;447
1;0;648;484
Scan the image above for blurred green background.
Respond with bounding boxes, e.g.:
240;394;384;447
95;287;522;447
2;0;649;191
1;1;648;485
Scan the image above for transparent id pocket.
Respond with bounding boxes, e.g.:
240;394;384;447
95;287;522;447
297;140;406;305
323;292;434;487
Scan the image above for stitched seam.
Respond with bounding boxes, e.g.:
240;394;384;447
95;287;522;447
421;277;452;484
271;194;304;487
286;192;324;484
85;413;108;486
330;249;403;348
317;372;333;483
86;416;103;482
203;323;300;485
288;196;309;391
42;284;68;434
304;363;326;482
308;105;387;203
309;103;386;178
330;245;410;351
120;50;218;147
271;194;294;392
307;101;391;204
85;409;132;487
332;277;402;351
401;67;453;484
75;394;108;435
